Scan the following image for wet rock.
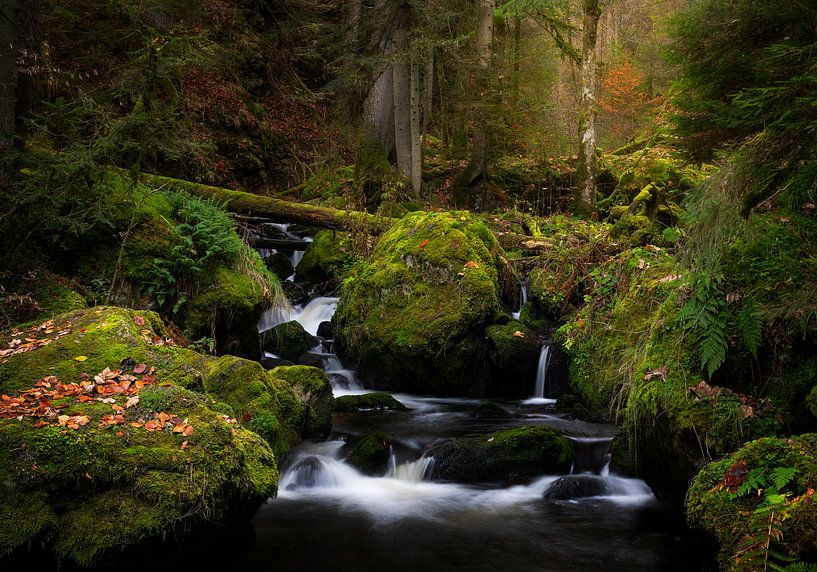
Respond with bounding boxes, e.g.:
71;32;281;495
344;433;392;475
334;392;408;413
264;252;294;280
261;320;318;362
470;401;513;419
429;424;572;482
316;321;334;339
542;476;609;501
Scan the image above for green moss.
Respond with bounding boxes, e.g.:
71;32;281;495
687;435;817;568
345;433;391;475
261;320;316;361
430;424;572;482
334;392;408;412
0;491;56;557
270;365;332;440
184;266;262;333
335;211;508;395
297;230;356;284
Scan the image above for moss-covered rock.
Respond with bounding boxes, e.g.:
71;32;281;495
297;229;355;284
686;435;817;569
264;252;295;281
261;320;317;362
428;424;572;482
333;392;408;413
0;306;326;566
270;365;333;440
344;433;392;475
484;321;541;395
335;211;515;395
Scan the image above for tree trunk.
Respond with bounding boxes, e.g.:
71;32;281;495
0;0;19;187
576;0;602;214
392;22;412;185
347;0;362;46
422;47;433;144
476;0;495;68
140;173;395;235
409;47;422;197
363;0;395;158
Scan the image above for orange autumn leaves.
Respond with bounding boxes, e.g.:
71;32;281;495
0;363;194;443
0;318;73;359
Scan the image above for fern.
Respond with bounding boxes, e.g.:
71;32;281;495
738;299;763;358
677;274;729;378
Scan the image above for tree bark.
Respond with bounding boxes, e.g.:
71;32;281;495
347;0;362;46
576;0;602;214
363;0;395;158
392;20;412;186
422;47;433;145
409;46;422;197
139;173;396;235
0;0;19;187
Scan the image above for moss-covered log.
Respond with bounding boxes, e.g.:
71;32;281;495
139;173;396;235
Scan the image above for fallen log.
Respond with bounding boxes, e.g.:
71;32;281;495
140;173;396;235
251;237;312;251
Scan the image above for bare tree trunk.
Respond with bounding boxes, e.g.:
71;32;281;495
422;47;433;143
363;0;395;158
347;0;362;45
469;0;495;207
409;47;422;197
392;22;412;185
476;0;495;68
0;0;19;187
576;0;601;214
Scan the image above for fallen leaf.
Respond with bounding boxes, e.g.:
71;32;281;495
643;365;668;382
74;356;88;362
144;419;161;432
125;396;140;408
182;425;194;437
181;441;189;450
133;364;147;375
134;315;146;326
418;239;429;249
512;331;526;338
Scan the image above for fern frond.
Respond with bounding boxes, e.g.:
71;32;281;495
738;299;763;358
701;315;728;378
771;467;798;492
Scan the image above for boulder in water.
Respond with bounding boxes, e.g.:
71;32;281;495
297;229;356;285
542;475;609;501
344;433;392;475
264;252;295;280
335;211;518;395
334;392;408;413
484;322;541;395
0;307;282;566
316;320;334;339
262;320;318;362
470;400;513;419
271;366;333;440
429;424;572;482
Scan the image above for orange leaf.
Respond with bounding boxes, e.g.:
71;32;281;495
183;425;194;437
180;441;189;450
134;315;146;326
418;239;429;249
144;419;161;432
133;364;147;375
158;412;171;424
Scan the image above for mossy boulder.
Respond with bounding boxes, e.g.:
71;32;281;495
264;252;295;280
484;321;541;396
333;392;408;413
297;230;355;284
344;433;392;475
335;211;515;395
261;320;318;362
686;435;817;569
428;424;572;482
270;365;333;440
0;307;279;566
0;306;329;566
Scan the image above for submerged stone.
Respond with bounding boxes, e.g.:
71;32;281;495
334;392;407;413
542;475;609;501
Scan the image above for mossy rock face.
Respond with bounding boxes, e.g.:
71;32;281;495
333;392;408;413
344;433;392;475
484;322;541;396
428;424;572;482
297;230;355;284
261;320;317;362
0;307;279;566
686;435;817;569
335;211;513;395
563;248;782;504
264;252;294;281
270;365;333;441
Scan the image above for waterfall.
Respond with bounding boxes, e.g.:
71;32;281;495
386;447;435;482
568;437;613;476
534;344;551;398
522;343;557;405
257;296;338;336
511;278;529;321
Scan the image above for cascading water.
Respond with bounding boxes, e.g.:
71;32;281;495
568;437;613;476
512;278;529;320
522;343;557;405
